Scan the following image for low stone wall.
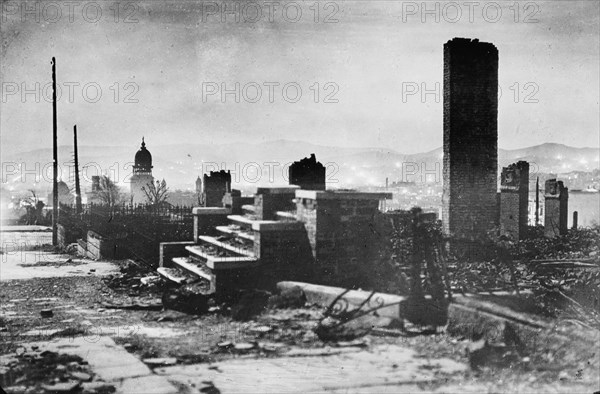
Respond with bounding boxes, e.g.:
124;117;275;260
85;230;128;260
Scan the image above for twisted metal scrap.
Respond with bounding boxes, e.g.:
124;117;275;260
318;289;401;332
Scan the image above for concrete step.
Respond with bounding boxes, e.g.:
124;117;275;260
276;211;297;222
185;245;260;270
241;204;256;214
207;256;260;270
198;235;255;258
156;267;194;285
215;225;255;241
227;214;258;228
172;257;213;281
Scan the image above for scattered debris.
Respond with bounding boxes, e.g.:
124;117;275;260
161;282;210;314
231;289;271;321
70;371;92;382
140;275;161;286
233;342;256;352
248;325;273;334
41;380;81;392
217;341;233;349
1;348;97;392
268;286;307;309
143;357;178;367
100;299;162;311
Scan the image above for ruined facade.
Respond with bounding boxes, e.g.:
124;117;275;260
500;161;530;240
202;170;231;207
289;153;326;190
442;38;499;241
130;138;154;205
47;180;72;206
544;179;568;237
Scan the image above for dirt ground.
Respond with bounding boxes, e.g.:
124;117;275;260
1;232;599;393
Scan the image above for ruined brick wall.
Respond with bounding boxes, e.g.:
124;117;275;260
202;170;231;208
500;161;530;240
442;38;499;241
544;179;568;237
289;154;326;190
295;192;385;288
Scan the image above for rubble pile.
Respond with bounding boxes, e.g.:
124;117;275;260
0;347;114;394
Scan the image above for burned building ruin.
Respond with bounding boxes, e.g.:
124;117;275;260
289;153;326;190
202;170;232;208
442;38;499;242
499;161;530;240
544;178;569;238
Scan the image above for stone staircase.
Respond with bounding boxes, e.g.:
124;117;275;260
157;187;301;299
157;187;393;299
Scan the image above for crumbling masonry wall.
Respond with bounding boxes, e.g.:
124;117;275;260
289;153;326;190
202;170;231;208
500;161;530;240
442;38;499;241
544;179;568;238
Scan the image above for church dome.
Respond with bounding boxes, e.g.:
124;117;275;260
134;137;153;174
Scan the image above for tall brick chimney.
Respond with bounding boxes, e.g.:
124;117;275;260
442;38;499;242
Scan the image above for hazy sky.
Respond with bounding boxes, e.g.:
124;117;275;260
1;0;599;155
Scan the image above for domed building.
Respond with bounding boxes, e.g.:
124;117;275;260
130;137;154;205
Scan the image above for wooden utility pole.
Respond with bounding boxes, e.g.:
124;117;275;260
52;57;58;245
535;176;540;226
74;125;82;214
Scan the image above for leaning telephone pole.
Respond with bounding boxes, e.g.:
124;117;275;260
52;57;58;245
74;125;82;214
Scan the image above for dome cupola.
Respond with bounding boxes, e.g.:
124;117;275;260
133;137;153;174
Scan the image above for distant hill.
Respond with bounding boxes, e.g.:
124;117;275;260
2;141;598;192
